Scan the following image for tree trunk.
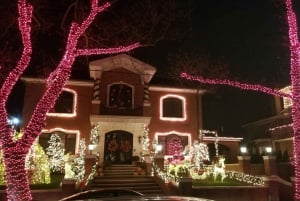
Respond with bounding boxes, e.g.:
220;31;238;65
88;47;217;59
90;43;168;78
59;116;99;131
3;149;32;201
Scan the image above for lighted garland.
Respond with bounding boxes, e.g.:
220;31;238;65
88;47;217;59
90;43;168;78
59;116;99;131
0;0;140;200
180;72;291;99
72;138;86;182
226;171;264;186
90;124;100;145
268;123;293;132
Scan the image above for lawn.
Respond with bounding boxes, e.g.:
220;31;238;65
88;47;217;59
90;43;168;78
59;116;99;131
192;178;252;186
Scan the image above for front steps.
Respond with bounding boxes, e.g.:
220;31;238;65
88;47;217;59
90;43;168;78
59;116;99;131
89;164;165;195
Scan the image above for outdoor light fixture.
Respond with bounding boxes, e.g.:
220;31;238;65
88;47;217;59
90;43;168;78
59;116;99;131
240;146;247;154
8;117;20;126
88;144;96;155
265;146;272;154
156;144;162;154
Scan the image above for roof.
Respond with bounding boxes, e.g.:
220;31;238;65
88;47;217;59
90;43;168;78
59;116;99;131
89;54;156;83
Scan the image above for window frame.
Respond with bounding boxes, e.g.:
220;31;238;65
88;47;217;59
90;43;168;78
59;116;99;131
160;94;186;121
47;88;77;117
107;82;134;109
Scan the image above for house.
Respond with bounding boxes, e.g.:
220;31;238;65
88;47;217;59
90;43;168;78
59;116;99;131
242;86;293;160
21;54;242;164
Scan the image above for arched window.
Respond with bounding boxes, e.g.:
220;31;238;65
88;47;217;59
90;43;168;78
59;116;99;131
108;83;133;108
160;95;186;121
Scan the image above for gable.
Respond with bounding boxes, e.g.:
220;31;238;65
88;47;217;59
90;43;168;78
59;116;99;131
89;54;156;83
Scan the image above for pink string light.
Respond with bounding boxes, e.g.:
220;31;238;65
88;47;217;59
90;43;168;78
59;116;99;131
285;0;300;199
0;0;140;200
180;72;291;98
181;1;300;199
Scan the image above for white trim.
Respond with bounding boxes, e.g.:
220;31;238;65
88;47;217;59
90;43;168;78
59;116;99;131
155;131;192;147
90;115;151;124
47;88;77;117
150;86;204;94
21;77;94;87
203;136;243;142
160;94;186;121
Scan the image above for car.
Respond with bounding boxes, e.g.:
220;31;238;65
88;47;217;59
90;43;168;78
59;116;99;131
59;189;214;201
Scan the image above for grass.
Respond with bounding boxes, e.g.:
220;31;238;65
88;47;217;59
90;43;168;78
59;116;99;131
192;178;252;187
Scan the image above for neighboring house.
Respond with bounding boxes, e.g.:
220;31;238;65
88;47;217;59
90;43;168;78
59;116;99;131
242;86;293;160
21;54;242;164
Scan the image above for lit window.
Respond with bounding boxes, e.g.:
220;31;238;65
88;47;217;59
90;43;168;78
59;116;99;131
160;95;186;121
108;83;133;108
155;131;191;156
40;128;80;154
47;88;77;117
279;86;292;109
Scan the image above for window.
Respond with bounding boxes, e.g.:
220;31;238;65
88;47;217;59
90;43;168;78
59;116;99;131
155;131;191;156
160;95;186;121
108;83;133;108
47;88;77;117
39;131;78;155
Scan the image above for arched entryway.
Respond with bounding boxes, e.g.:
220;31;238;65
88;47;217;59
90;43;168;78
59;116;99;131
104;130;133;164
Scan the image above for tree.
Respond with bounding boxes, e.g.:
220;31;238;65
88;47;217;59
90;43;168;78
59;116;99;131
0;0;140;200
46;133;65;173
181;0;300;200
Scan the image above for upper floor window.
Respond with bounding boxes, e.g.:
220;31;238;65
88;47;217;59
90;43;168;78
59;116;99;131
108;83;133;109
160;95;186;121
279;86;292;109
47;88;77;117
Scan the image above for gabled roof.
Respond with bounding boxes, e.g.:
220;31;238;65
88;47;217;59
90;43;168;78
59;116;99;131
89;54;156;83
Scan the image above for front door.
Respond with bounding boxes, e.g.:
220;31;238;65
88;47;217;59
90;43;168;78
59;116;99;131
104;130;133;164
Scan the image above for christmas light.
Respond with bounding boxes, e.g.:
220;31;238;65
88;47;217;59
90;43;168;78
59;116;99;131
47;88;78;117
90;124;100;145
46;134;65;172
42;128;80;153
268;123;293;132
72;138;86;182
181;1;300;198
159;94;187;121
180;72;291;99
279;86;292;109
285;0;300;199
0;0;140;199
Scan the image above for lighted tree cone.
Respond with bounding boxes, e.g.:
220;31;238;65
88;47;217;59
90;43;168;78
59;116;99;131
0;0;140;200
181;0;300;200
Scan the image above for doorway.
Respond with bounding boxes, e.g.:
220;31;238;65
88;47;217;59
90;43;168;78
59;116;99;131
104;130;133;164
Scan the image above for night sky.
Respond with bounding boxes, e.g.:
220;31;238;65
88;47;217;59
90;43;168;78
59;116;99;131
132;0;294;137
4;0;298;137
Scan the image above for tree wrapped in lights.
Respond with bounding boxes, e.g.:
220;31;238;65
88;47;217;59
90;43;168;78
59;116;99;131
46;133;65;173
181;0;300;199
26;140;51;184
141;125;150;152
90;124;100;145
72;138;86;182
0;0;139;200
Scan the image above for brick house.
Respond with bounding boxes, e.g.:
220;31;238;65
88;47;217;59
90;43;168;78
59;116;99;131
21;54;242;164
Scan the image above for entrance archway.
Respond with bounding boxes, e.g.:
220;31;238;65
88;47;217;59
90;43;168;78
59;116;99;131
104;130;133;164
